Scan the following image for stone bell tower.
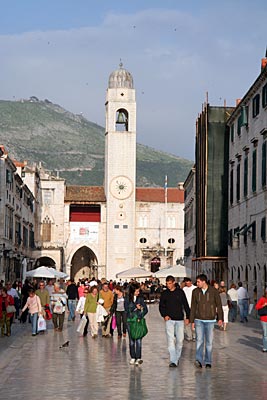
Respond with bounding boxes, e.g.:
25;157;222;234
104;63;136;279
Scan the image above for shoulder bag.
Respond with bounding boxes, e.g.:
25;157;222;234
127;314;148;340
6;305;16;313
258;305;267;317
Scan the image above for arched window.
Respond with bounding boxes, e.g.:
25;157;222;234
42;216;51;242
116;108;128;131
237;267;240;280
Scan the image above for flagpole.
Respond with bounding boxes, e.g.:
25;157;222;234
164;175;168;257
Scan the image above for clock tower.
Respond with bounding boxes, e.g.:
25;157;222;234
105;63;136;279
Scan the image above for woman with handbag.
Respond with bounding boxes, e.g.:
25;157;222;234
50;283;67;332
125;282;148;366
0;287;15;336
255;289;267;352
21;288;42;336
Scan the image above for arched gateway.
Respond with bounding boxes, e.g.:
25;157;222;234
70;246;98;281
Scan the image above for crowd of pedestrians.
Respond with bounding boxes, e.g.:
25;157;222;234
1;273;267;368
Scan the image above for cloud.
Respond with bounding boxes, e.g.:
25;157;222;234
0;5;267;160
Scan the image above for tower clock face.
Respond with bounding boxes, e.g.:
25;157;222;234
110;176;133;199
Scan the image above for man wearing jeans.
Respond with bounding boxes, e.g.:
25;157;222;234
66;279;78;321
237;282;249;323
159;275;190;368
190;274;223;369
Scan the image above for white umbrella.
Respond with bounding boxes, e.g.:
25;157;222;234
116;267;152;279
155;265;192;279
48;268;68;279
25;266;58;278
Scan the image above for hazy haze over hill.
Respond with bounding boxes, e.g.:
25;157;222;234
0;99;193;187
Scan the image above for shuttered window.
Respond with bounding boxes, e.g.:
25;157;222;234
236;163;240;202
252;149;257;193
261;217;266;241
230;169;234;205
244;156;248;197
262;141;267;187
230;124;234;142
252;94;260;117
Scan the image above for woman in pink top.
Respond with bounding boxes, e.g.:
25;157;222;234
78;282;85;299
21;288;42;336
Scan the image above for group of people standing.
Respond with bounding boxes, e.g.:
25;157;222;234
3;272;267;367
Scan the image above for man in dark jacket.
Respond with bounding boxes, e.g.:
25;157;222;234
190;274;223;369
159;275;190;368
66;279;79;321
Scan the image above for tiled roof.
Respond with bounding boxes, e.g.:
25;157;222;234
65;186;106;202
136;187;184;203
65;186;184;203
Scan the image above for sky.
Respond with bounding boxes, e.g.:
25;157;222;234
0;0;267;161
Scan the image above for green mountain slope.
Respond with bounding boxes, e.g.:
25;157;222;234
0;99;193;187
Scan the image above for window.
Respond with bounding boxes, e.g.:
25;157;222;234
114;225;119;229
237;113;242;136
42;216;51;242
252;94;260;118
236;163;240;202
230;169;234;204
123;225;128;229
261;217;266;241
140;238;147;244
230;124;234;142
43;190;52;205
252;149;257;193
262;141;267;187
244;156;248;197
262;83;267;108
241;106;248;126
168;238;175;244
23;226;28;247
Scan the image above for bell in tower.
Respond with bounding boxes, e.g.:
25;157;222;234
116;108;128;131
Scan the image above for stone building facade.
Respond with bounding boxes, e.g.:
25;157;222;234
227;56;267;299
0;147;36;282
183;167;196;274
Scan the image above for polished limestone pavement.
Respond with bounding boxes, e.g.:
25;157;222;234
0;305;266;400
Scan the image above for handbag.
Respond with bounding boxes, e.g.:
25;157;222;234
37;315;47;331
127;314;148;340
258;305;267;316
111;314;117;330
6;305;16;313
53;300;64;314
77;315;87;334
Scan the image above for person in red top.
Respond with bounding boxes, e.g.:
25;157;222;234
255;289;267;352
0;287;15;336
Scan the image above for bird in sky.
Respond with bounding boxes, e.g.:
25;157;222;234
59;340;69;348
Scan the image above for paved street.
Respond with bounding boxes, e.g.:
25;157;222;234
0;304;266;400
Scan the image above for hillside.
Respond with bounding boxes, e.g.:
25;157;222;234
0;98;193;187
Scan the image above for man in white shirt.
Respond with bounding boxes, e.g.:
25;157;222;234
227;283;238;322
237;282;249;323
183;277;196;341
